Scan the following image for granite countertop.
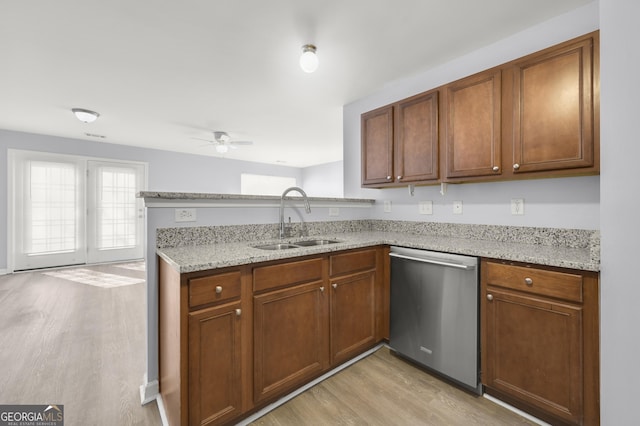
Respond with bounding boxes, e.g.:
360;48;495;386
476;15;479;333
157;230;598;274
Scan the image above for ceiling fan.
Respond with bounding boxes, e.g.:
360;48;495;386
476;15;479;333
193;131;253;153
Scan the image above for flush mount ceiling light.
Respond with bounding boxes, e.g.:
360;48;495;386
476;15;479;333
299;44;318;73
72;108;100;123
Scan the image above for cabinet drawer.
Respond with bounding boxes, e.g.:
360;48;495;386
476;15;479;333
485;262;583;303
189;271;242;308
330;249;377;277
253;258;324;293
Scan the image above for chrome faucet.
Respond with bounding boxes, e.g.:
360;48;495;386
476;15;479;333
279;186;311;239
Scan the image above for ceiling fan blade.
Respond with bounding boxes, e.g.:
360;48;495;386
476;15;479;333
191;137;216;143
229;141;253;145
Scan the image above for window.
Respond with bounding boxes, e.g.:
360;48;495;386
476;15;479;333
240;174;297;196
9;150;146;271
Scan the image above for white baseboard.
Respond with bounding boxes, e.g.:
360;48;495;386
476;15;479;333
0;269;9;276
155;394;169;426
140;378;159;405
483;393;550;426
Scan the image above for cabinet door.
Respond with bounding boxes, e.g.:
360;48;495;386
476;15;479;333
189;301;243;426
330;270;376;365
253;281;329;404
361;105;394;186
507;36;596;174
395;91;439;183
444;69;502;179
483;288;583;425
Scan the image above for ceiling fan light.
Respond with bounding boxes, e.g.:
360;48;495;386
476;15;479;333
215;144;229;154
72;108;100;123
300;44;318;73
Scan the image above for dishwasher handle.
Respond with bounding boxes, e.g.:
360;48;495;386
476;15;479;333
389;252;476;270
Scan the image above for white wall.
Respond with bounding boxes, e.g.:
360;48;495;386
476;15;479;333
343;2;600;230
599;0;640;424
365;176;599;229
302;160;344;197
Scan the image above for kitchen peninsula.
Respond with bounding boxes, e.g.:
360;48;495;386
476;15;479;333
145;191;600;426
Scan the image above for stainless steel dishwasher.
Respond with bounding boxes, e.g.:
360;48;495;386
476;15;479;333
389;246;481;394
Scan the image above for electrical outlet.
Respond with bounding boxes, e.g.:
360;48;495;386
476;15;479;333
329;207;340;217
511;198;525;215
419;201;433;215
453;201;463;215
383;200;392;213
175;208;196;222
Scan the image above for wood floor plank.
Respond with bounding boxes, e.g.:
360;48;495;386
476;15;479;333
251;348;537;426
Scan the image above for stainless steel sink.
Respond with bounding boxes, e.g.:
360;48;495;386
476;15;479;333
252;243;300;250
252;239;340;250
294;239;341;246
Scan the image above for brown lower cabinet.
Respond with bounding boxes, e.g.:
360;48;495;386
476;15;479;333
481;259;599;426
159;248;598;426
158;247;386;426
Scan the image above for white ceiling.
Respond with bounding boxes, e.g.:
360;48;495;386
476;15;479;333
0;0;592;168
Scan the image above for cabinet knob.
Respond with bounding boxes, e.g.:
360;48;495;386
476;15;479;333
513;163;520;170
215;285;222;294
332;283;338;289
524;277;533;286
397;175;403;180
320;286;325;293
386;176;392;180
486;294;494;301
235;309;241;316
492;166;499;172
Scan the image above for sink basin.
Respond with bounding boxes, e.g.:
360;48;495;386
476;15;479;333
294;239;341;246
253;243;300;250
252;239;341;250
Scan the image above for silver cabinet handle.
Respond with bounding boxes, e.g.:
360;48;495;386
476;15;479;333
215;286;222;294
492;166;499;172
386;176;392;180
397;175;403;180
235;309;241;316
487;294;494;301
320;286;325;293
332;283;337;289
524;277;533;286
513;163;520;170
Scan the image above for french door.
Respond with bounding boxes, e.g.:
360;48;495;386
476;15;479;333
10;151;146;271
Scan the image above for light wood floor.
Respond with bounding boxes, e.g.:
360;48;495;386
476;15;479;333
0;263;161;426
251;347;537;426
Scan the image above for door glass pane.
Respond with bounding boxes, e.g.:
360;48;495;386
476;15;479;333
27;161;78;254
97;166;138;250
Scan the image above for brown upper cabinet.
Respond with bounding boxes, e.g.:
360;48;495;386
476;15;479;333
361;105;394;186
361;31;599;188
362;90;439;187
444;69;502;179
503;33;599;176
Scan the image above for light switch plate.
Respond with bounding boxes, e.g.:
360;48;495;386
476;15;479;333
419;201;433;215
383;200;392;213
453;201;463;215
329;207;340;216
